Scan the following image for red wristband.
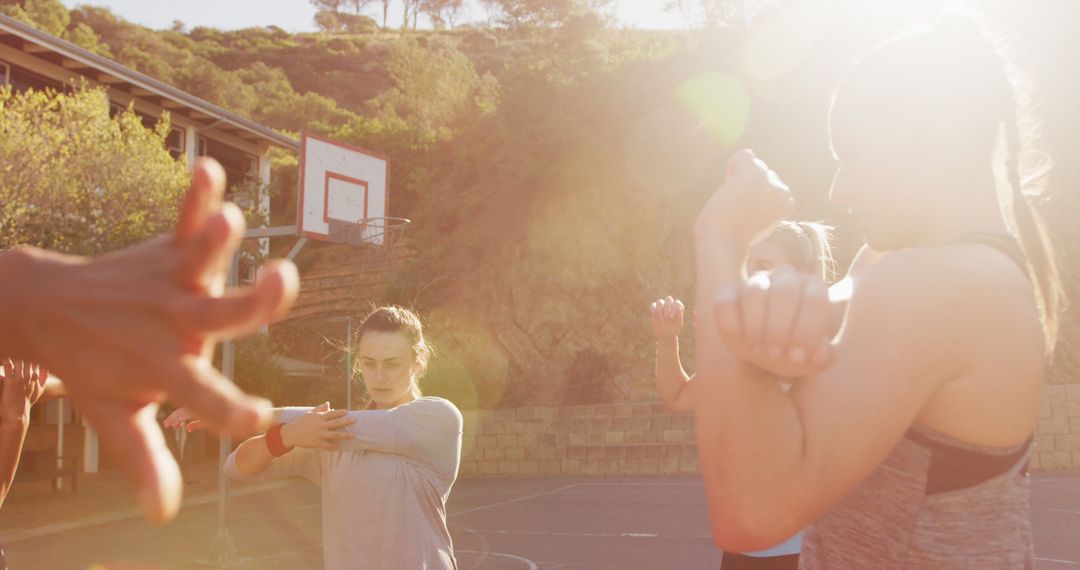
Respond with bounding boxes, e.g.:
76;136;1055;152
265;423;293;457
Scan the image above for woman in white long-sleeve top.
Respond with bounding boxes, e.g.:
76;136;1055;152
222;306;462;570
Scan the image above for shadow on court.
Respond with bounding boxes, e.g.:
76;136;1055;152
1;473;1076;569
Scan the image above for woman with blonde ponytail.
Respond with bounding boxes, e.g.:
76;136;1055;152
688;15;1061;569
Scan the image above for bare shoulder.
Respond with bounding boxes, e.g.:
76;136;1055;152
845;243;1041;370
856;243;1033;311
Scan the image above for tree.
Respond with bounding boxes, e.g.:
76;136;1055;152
485;0;613;29
0;0;69;36
0;87;189;255
420;0;465;29
664;0;778;29
343;0;376;15
401;0;421;30
381;0;391;28
309;0;344;14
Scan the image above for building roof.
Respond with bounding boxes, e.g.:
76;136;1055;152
0;14;299;151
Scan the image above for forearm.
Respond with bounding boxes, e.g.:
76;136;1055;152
0;417;29;509
693;244;808;547
231;435;275;476
654;338;693;413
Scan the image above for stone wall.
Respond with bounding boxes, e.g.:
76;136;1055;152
459;403;699;477
460;391;1080;477
1033;384;1080;470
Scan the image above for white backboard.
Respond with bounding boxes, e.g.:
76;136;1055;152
298;132;389;244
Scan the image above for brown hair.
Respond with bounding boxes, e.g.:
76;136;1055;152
830;15;1063;352
356;305;433;403
765;220;836;282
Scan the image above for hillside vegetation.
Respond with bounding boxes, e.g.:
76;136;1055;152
3;0;1077;408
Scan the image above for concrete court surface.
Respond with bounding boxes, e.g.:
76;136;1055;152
2;473;1077;569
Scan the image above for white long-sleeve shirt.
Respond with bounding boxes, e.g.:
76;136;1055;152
225;397;463;570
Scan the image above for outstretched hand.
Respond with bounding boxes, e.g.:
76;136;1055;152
11;158;299;522
713;266;837;378
650;296;685;340
162;406;204;433
0;359;47;424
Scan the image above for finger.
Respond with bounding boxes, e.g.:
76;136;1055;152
787;279;831;365
324;417;355;429
175;158;226;243
37;366;48;388
322;410;349;420
714;285;742;339
314;402;331;413
3;359;18;400
808;337;837;369
741;273;771;346
80;402;182;523
175;203;245;291
183;260;299;339
726;149;756;180
185;419;204;432
165;356;272;437
675;299;685;319
762;268;804;359
328;431;353;441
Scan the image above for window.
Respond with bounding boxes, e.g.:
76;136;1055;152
166;126;185;159
197;136;260;192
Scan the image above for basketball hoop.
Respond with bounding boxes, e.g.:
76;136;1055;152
327;216;411;247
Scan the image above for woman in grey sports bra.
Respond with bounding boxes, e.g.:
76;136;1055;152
688;16;1061;570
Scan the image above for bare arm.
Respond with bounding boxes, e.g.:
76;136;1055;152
695;240;1010;554
0;361;47;509
230;434;276;477
0;416;29;511
650;297;695;413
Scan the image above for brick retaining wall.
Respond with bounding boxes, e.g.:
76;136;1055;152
1033;384;1080;470
460;389;1080;477
459;403;699;477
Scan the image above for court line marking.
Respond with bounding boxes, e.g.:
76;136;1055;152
1035;557;1080;566
450;480;703;518
453;525;492;570
449;484;579;517
0;480;292;544
455;529;691;539
458;550;538;570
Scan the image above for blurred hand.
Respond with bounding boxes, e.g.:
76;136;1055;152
0;359;47;425
162;407;203;433
713;266;836;378
11;158;300;522
695;149;795;253
280;403;355;451
650;296;685;340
